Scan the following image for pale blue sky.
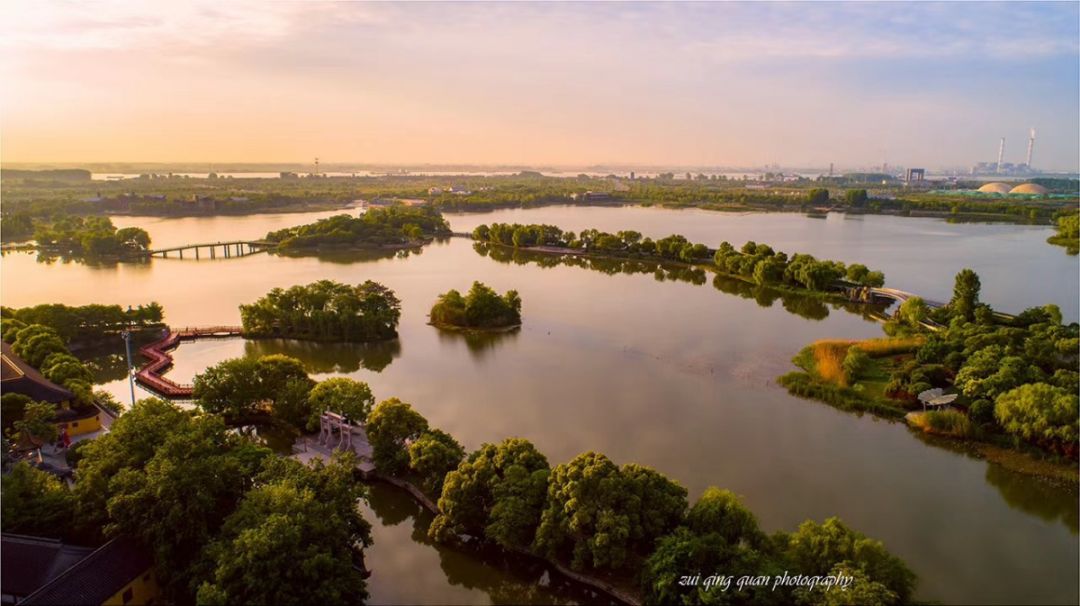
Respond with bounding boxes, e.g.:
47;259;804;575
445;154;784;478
2;1;1077;169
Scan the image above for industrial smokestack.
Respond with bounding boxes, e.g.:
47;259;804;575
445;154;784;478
1026;128;1035;168
996;137;1005;174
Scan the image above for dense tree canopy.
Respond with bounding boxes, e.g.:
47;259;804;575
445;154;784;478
473;223;713;263
785;518;916;603
196;454;371;606
240;279;401;342
994;383;1079;447
808;188;830;205
714;241;884;291
33;216;151;258
306;377;375;431
67;398;372;603
193;355;316;426
534;452;687;571
430;438;551;551
365;397;430;475
1;462;75;540
2;302;163;343
264;206;449;250
430;282;522;329
407;429;466;495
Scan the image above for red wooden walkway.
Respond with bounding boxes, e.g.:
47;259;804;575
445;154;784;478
135;326;243;398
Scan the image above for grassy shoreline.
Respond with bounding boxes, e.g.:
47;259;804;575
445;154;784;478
779;338;1079;486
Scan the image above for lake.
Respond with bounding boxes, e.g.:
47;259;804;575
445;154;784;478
2;206;1077;605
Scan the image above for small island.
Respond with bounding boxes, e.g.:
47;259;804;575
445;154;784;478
29;216;151;261
1047;213;1078;255
240;279;401;341
263;205;450;252
780;268;1079;483
429;282;522;330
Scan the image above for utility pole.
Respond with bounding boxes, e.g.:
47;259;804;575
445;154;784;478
121;306;136;408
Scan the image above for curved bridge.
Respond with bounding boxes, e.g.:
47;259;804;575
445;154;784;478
866;287;946;309
135;326;243;398
140;240;273;260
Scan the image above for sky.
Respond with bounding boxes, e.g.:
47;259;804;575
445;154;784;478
1;1;1078;170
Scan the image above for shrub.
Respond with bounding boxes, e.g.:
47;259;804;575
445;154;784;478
968;399;995;426
914;410;973;438
778;372;906;418
842;348;871;383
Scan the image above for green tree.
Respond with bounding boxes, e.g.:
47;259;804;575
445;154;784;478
950;269;981;322
10;401;58;446
430;438;550;551
686;487;764;547
430;281;522;329
753;257;785;286
193;355;315;426
534;452;686;571
240;280;402;342
1;462;75;539
13;325;67;368
842;348;871;383
799;563;900;606
196;453;371;606
193;357;264;419
621;463;689;553
845;263;870;284
72;398;196;538
408;429;465;495
104;414;271;597
844;189;869;208
808;188;830;205
898;296;928;329
307;377;375;431
994;383;1079;447
785;518;915;603
642;528;781;606
115;227;151;251
365;397;429;474
1;393;33;432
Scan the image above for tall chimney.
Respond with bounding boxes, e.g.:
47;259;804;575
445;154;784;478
996;137;1005;174
1026;128;1035;168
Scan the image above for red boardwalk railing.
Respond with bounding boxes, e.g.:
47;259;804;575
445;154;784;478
135;327;243;398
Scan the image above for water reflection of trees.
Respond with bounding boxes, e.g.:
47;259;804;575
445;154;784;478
365;483;614;605
474;242;885;323
271;247;420;264
436;328;520;361
985;465;1079;535
476;242;709;286
30;249;151;267
243;338;401;373
79;349;131;383
908;430;1079;534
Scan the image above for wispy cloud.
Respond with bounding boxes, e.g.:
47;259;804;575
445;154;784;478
0;1;1076;168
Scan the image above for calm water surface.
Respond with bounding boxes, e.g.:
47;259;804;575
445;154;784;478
2;207;1077;605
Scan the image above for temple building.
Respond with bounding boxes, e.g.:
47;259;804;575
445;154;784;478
1;534;159;605
1;342;106;438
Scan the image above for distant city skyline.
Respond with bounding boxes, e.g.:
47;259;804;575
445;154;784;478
1;1;1077;171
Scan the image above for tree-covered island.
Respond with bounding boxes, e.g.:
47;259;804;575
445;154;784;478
1047;212;1079;255
472;222;886;295
429;282;522;330
30;216;151;261
240;280;401;342
780;268;1079;482
263;205;450;252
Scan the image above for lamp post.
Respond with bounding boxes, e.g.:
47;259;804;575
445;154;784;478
122;306;136;408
